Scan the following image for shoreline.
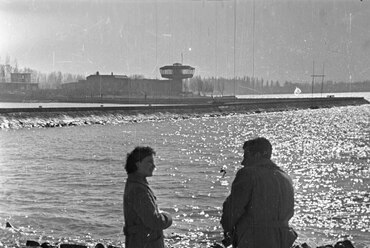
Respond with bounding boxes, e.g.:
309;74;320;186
1;96;368;129
2;223;360;248
0;97;368;114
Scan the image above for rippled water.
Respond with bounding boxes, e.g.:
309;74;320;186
0;104;369;247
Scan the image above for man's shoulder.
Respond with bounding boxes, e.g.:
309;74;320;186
238;161;287;175
236;166;258;177
125;180;150;195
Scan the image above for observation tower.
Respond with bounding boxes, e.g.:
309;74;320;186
159;63;195;95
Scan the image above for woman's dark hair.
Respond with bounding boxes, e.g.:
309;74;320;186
125;146;156;174
243;137;272;159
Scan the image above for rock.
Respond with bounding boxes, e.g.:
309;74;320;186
334;240;355;248
41;242;56;248
60;244;87;248
294;240;355;248
26;240;40;247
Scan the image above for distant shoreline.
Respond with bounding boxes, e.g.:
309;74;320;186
0;96;368;114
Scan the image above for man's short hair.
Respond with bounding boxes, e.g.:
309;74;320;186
243;137;272;159
125;146;156;174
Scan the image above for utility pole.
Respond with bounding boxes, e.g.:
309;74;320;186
233;0;237;97
99;75;102;99
311;61;325;98
320;63;325;97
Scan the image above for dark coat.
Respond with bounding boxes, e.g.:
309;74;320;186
124;174;172;248
221;159;297;248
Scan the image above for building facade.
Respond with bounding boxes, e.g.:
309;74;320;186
0;73;39;93
11;73;32;83
61;72;183;98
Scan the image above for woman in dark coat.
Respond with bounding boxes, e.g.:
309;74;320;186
221;138;297;248
124;146;172;248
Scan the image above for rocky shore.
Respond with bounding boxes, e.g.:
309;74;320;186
5;221;359;248
19;238;359;248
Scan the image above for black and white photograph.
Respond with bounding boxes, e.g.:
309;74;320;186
0;0;369;247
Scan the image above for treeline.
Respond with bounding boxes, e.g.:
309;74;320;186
0;56;85;89
1;56;369;94
187;76;370;95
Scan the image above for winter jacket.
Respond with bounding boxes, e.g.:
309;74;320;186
124;174;172;248
221;159;297;248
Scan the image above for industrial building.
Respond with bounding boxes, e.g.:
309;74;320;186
0;73;39;93
61;63;195;98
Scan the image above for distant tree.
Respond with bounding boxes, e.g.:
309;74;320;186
221;79;225;96
202;78;214;93
195;76;204;95
188;77;196;93
265;80;271;89
13;59;18;73
0;65;5;82
56;71;63;88
38;73;48;88
130;74;145;79
4;55;11;80
64;73;74;83
216;78;224;96
76;74;85;81
246;76;251;89
47;72;57;89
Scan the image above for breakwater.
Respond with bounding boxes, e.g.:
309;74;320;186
0;97;368;129
0;97;368;114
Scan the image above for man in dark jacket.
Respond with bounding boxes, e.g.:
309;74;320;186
221;137;297;248
124;146;172;248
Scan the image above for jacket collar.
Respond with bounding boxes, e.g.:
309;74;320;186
247;158;281;170
127;173;149;186
127;173;155;198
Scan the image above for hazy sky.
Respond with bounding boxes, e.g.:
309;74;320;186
1;0;369;83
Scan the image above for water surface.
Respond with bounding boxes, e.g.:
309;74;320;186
0;99;369;248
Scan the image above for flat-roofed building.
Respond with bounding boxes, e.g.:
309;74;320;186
0;73;39;93
11;73;32;83
61;69;190;98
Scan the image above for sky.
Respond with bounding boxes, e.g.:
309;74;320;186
1;0;370;84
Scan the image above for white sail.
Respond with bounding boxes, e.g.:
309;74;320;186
294;87;302;95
